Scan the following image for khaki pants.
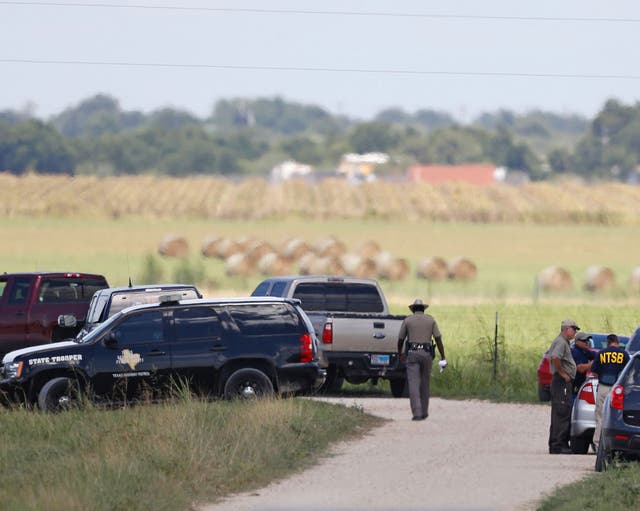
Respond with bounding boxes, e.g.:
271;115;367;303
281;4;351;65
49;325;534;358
406;349;432;418
593;383;611;450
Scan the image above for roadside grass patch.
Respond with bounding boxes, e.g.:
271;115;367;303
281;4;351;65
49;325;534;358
0;398;382;511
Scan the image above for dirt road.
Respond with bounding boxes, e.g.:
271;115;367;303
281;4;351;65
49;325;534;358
202;397;594;511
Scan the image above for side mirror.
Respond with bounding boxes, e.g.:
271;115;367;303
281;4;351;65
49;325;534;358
103;332;119;349
58;314;77;328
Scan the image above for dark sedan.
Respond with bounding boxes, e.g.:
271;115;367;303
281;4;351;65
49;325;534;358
595;351;640;471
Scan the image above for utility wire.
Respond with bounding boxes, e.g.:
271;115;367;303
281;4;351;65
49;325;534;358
2;1;640;23
2;58;640;80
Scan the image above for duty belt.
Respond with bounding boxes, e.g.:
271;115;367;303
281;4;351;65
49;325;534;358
408;343;428;350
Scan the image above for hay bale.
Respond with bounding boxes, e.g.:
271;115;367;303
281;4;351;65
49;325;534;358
297;253;317;275
212;238;243;259
257;252;293;276
224;253;256;277
158;235;189;258
416;256;449;281
281;238;314;260
630;266;640;292
538;266;573;292
448;257;478;281
340;253;377;279
245;241;276;264
374;252;409;280
314;237;347;258
584;265;615;292
201;236;222;258
307;256;345;276
356;240;382;259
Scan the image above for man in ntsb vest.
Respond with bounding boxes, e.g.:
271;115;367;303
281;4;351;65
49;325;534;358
591;333;630;451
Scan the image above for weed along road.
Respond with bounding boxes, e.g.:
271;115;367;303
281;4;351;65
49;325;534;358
203;397;594;511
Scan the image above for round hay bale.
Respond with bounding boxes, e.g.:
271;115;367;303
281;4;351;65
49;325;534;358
297;252;317;275
245;241;276;264
201;236;222;258
538;266;573;292
447;257;478;281
314;237;347;258
224;253;256;277
257;252;293;276
584;265;615;292
281;238;314;260
356;240;382;259
340;253;377;279
213;238;243;259
158;235;189;258
308;256;345;276
374;252;410;280
629;266;640;292
416;256;449;281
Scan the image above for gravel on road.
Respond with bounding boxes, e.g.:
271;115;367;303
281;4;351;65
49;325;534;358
202;397;594;511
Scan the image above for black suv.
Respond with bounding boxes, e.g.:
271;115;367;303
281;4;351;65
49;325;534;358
1;296;324;411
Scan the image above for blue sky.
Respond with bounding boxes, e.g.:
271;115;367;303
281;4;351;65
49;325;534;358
2;0;640;121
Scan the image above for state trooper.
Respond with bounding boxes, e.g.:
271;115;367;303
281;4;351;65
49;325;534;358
397;299;446;421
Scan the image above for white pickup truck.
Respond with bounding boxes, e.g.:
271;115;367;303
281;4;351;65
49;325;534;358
251;275;408;396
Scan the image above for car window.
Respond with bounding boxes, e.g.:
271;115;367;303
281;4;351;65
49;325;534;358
111;311;165;345
86;293;109;323
270;281;287;297
627;328;640;354
345;284;384;313
227;303;301;335
292;283;326;311
0;278;7;300
174;307;222;341
8;278;31;305
251;281;271;296
621;357;640;386
108;288;200;317
38;277;107;303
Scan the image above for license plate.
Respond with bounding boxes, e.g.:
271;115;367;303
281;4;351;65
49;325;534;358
371;354;390;366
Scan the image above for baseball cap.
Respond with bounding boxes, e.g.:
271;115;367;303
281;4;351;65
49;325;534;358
575;332;592;342
561;318;580;330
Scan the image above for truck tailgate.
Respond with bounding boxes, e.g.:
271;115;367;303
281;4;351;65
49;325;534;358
324;314;405;353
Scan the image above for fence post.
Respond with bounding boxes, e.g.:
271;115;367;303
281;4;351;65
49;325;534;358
493;311;499;382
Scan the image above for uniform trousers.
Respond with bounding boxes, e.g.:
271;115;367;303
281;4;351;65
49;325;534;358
406;349;432;418
593;382;611;450
549;373;573;452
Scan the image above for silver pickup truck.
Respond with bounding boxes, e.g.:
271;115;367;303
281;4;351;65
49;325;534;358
251;275;408;396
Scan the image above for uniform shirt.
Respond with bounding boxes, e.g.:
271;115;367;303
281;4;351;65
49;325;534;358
397;311;441;351
571;344;595;390
591;346;629;385
548;334;577;379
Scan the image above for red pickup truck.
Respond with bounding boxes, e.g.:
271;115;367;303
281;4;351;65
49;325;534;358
0;272;109;356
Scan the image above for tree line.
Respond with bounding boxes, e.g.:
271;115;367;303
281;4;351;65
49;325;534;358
1;94;639;182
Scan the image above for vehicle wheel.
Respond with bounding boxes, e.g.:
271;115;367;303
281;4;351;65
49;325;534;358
344;375;369;385
390;378;408;398
538;385;551;402
570;433;591;454
38;377;80;412
595;441;612;472
223;368;274;400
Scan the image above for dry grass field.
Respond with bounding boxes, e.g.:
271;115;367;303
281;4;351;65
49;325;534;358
2;173;639;307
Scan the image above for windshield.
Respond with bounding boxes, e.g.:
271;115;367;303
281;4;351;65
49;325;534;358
75;310;125;344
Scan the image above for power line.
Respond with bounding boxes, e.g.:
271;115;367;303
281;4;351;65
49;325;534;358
2;1;640;23
2;58;640;80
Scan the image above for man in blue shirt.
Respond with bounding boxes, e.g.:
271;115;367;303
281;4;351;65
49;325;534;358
571;332;595;399
591;334;630;451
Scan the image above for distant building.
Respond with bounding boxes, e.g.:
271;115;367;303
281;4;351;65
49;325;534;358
406;163;505;186
337;152;389;183
270;160;314;183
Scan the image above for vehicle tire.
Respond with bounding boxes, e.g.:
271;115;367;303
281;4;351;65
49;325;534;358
595;441;612;472
538;385;551;402
570;433;591;454
344;375;369;385
38;377;80;412
223;368;274;400
390;378;408;398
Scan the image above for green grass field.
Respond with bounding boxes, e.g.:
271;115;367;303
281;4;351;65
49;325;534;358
3;216;640;306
